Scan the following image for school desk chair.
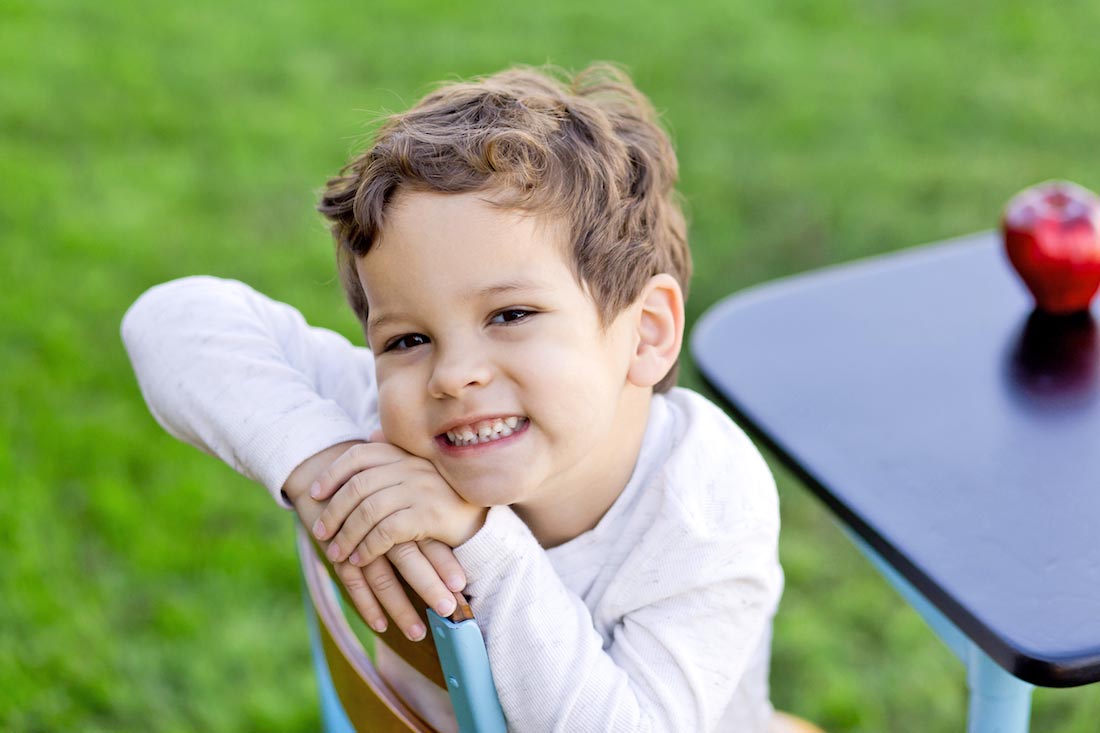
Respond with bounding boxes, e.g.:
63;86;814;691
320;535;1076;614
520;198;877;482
298;526;823;733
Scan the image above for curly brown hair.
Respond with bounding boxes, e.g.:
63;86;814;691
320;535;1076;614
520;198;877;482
318;63;690;392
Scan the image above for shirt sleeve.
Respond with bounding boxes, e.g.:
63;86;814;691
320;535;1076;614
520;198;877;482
120;276;379;505
455;495;781;733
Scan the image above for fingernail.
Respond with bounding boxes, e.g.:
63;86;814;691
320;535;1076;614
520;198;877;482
446;574;465;591
408;623;426;641
371;618;387;633
309;481;321;499
312;519;326;538
348;551;361;565
435;598;457;616
326;543;341;562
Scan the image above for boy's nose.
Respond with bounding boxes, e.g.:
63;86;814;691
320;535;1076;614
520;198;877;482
427;348;492;399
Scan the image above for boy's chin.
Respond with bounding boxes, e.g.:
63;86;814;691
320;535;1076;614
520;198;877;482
449;478;525;509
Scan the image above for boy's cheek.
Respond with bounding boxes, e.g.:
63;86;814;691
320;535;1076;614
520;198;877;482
376;382;422;446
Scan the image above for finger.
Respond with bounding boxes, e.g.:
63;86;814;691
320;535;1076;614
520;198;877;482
385;541;458;618
354;509;424;569
333;560;388;633
309;442;404;502
313;461;406;542
365;551;427;642
327;486;409;564
418;539;466;592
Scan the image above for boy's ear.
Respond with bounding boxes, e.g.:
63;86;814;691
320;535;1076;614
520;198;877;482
627;274;685;388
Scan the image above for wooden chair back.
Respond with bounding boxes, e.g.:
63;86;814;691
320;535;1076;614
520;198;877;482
298;527;457;732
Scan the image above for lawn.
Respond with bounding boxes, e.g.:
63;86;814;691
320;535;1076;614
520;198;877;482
4;0;1100;730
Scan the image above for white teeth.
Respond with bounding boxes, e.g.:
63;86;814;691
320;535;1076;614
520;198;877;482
445;416;527;446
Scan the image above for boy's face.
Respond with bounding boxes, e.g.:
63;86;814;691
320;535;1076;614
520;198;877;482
358;191;650;542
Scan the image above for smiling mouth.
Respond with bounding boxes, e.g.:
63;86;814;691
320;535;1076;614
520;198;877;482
443;416;528;447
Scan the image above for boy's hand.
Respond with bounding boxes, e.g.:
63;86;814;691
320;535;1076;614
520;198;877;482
284;440;467;641
334;539;465;640
310;436;487;576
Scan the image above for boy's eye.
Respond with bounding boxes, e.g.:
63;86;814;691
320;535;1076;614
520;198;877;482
383;333;430;352
490;309;533;325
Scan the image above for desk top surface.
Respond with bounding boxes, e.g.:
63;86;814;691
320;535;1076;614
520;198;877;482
692;231;1100;687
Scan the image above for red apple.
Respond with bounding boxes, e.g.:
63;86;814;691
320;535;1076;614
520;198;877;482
1002;180;1100;314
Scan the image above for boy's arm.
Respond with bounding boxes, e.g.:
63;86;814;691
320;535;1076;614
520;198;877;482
456;505;782;732
121;277;460;637
121;276;379;504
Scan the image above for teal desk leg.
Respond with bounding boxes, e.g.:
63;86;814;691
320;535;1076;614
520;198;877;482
843;531;1033;732
965;648;1032;733
428;609;507;733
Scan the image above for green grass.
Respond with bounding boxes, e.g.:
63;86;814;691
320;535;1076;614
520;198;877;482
4;0;1100;729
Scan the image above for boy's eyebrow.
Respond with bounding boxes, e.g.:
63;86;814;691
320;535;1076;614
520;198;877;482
366;313;399;336
473;278;547;298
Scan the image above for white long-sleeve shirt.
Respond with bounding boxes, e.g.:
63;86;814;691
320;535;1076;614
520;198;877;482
122;277;784;732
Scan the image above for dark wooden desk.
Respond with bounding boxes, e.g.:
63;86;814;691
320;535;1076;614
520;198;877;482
691;232;1100;730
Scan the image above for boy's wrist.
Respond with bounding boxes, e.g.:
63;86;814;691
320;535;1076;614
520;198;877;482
452;505;532;578
449;506;490;549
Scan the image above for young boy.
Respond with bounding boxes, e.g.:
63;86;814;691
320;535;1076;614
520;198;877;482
122;64;783;731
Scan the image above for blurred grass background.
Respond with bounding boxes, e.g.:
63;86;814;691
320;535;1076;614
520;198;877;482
4;0;1100;730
